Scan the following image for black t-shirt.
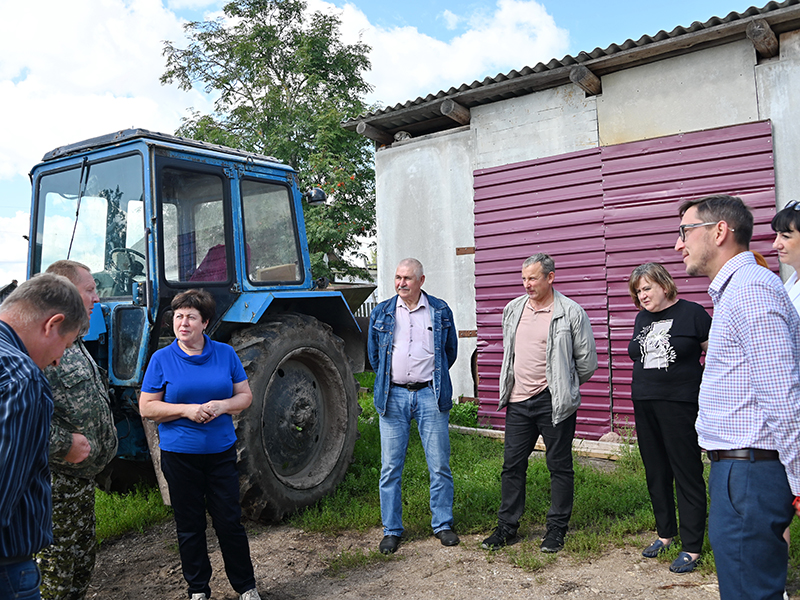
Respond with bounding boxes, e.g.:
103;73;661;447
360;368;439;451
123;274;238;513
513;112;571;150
627;299;712;403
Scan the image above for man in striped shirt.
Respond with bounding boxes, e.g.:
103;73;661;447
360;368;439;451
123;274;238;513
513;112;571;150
675;194;800;599
0;274;87;599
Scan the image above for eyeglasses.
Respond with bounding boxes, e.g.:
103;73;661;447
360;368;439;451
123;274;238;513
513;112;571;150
785;200;800;211
678;221;735;242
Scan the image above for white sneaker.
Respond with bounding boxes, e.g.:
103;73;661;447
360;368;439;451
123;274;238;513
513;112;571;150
190;595;208;600
240;589;261;600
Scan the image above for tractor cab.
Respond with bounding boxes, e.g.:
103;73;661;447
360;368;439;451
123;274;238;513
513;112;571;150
28;129;334;388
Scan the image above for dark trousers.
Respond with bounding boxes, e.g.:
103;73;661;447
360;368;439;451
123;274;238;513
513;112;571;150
709;459;794;600
161;446;256;597
633;400;706;553
498;389;576;532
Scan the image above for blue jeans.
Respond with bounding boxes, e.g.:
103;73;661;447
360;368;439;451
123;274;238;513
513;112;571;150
0;559;42;599
379;385;454;537
708;458;794;600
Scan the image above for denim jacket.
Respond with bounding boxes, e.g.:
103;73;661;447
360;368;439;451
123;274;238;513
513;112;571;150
498;290;597;425
368;292;458;416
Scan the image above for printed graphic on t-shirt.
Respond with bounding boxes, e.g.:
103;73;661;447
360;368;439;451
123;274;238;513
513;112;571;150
635;319;676;369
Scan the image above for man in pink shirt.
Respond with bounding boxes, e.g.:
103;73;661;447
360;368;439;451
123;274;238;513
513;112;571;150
368;258;459;554
482;253;597;553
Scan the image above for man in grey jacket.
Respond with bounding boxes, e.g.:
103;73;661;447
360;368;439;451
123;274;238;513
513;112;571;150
482;253;597;553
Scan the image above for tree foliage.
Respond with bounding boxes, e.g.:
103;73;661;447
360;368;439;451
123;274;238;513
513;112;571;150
161;0;375;280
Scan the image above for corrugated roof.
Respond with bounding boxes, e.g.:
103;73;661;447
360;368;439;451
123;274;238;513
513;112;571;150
344;0;800;139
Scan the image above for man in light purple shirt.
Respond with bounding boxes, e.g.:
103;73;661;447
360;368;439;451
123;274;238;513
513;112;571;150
675;194;800;598
368;258;459;555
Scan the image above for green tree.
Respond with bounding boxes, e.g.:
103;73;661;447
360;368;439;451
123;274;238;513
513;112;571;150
161;0;375;281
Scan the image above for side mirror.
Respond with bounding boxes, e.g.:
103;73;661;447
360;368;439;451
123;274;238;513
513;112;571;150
303;187;327;205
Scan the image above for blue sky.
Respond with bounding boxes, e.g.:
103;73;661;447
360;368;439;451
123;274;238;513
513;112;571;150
0;0;752;283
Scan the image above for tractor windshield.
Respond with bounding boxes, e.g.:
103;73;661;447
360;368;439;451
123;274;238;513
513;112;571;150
32;154;146;299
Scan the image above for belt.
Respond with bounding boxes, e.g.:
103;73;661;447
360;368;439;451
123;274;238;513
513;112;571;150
392;381;431;391
706;449;780;462
0;554;32;567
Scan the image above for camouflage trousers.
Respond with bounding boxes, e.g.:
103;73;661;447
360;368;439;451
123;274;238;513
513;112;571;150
35;471;97;600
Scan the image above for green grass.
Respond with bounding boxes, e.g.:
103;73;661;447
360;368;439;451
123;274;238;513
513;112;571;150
449;400;479;428
289;403;657;553
94;381;800;587
322;547;396;577
290;402;718;575
95;485;172;544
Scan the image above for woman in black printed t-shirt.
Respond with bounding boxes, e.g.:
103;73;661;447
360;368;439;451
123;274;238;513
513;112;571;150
627;262;711;574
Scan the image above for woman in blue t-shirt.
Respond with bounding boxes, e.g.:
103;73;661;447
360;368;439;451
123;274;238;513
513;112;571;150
627;263;711;575
139;289;261;600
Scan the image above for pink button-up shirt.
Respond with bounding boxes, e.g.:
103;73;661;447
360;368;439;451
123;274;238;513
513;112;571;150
391;294;435;385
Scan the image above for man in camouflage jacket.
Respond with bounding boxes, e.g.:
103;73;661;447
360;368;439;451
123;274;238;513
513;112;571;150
35;261;118;600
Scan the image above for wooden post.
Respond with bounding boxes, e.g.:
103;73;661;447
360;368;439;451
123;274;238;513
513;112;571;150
355;121;394;145
569;65;602;96
441;99;471;125
746;19;779;59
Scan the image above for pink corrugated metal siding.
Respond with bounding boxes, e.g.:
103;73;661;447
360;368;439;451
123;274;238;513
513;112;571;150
474;148;611;438
603;121;776;430
473;121;777;440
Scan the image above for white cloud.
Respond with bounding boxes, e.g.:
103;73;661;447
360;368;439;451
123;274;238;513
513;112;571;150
324;0;569;107
441;9;460;30
0;0;214;182
0;212;31;283
165;0;220;10
0;0;569;284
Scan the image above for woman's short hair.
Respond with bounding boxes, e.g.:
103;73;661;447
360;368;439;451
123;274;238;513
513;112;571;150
771;201;800;234
171;289;216;323
628;263;678;309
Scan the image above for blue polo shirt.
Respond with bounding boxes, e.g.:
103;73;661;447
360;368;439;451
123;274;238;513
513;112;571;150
141;336;247;454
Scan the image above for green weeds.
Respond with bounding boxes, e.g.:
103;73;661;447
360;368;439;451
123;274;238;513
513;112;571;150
95;485;172;544
322;547;396;577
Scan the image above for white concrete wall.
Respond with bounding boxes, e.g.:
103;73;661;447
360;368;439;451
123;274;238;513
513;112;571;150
472;84;598;169
597;39;760;145
756;29;800;279
374;128;477;399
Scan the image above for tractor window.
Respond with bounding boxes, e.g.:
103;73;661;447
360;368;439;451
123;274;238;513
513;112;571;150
160;168;229;284
33;154;146;299
241;179;302;283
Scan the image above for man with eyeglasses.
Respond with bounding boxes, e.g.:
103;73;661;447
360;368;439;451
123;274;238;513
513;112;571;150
675;194;800;599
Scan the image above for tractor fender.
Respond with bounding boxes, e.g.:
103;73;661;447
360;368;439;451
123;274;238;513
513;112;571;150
220;291;365;372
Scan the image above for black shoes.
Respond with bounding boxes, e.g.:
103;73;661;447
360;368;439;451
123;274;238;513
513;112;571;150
379;535;401;554
642;538;671;558
669;551;699;573
481;525;518;550
540;525;567;553
435;529;460;546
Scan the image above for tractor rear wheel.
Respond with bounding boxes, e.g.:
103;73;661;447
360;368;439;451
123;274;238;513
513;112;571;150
229;313;360;522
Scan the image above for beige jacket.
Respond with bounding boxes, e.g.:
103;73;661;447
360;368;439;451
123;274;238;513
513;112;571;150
498;290;597;425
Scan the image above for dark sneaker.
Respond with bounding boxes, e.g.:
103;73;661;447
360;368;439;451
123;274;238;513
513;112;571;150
540;525;566;553
481;526;518;550
435;529;460;546
379;534;401;554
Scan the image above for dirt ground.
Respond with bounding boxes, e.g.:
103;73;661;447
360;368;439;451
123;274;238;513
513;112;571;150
89;520;725;600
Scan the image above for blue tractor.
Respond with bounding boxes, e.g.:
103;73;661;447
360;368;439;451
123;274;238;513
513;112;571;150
27;129;370;522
